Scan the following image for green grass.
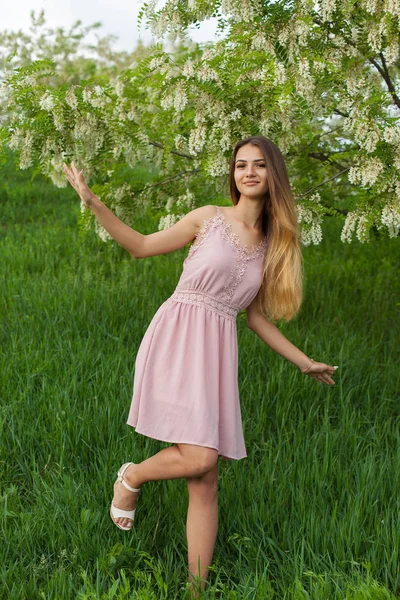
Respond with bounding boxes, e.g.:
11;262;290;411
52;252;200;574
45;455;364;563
1;155;400;599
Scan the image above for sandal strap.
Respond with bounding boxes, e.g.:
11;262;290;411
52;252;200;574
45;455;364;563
111;504;136;520
117;462;141;493
121;479;140;493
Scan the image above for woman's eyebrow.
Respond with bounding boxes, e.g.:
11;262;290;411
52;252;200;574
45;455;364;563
235;158;265;163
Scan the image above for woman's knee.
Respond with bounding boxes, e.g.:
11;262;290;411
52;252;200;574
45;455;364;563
186;460;219;499
177;443;219;476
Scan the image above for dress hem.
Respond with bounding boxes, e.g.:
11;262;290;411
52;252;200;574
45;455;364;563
126;421;247;461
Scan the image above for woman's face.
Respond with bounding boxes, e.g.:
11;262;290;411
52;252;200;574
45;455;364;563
234;144;269;199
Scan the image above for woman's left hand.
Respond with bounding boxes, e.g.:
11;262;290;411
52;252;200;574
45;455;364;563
300;359;338;385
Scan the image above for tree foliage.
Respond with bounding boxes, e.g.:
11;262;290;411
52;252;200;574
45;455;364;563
1;2;400;244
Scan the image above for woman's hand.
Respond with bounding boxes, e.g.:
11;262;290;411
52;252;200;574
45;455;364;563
63;161;97;208
301;359;338;385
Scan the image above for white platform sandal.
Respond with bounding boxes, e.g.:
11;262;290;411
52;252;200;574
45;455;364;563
110;462;141;531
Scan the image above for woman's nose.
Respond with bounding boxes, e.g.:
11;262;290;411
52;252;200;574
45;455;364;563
245;166;256;176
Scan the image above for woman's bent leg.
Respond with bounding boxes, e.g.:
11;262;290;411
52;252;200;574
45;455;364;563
185;460;219;598
112;443;219;529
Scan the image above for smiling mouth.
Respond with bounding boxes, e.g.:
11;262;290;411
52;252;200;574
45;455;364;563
244;182;259;185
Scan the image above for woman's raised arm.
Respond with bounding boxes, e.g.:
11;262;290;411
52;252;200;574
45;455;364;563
63;162;214;258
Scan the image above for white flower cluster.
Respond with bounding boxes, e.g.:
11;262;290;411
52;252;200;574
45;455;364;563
320;0;337;22
20;75;37;87
206;153;230;177
174;134;186;150
49;153;68;188
158;213;185;230
126;103;138;122
300;221;323;246
113;182;132;204
362;0;379;12
340;211;358;243
385;38;400;66
176;189;196;210
348;157;384;187
149;56;166;71
386;0;400;19
39;93;55;111
160;92;173;110
274;62;286;85
229;109;242;121
150;11;170;38
0;83;9;101
196;63;221;85
95;219;112;242
8;128;24;151
73;113;105;159
115;80;125;98
173;81;188;112
189;124;207;155
182;60;196;77
340;210;372;243
393;154;400;171
294;18;310;47
52;110;65;133
82;86;111;109
355;213;371;242
381;201;400;238
354;121;381;154
383;124;400;146
165;196;175;212
65;87;78;110
259;117;272;136
296;57;315;99
251;31;268;51
296;196;323;245
19;130;34;169
367;17;387;53
221;0;262;22
345;65;365;95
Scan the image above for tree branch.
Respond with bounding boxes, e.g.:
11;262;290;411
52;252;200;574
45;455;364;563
378;51;400;109
133;168;201;195
295;166;351;203
312;16;400;109
148;140;195;160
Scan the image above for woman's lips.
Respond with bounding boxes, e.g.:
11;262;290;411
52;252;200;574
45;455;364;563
244;182;259;185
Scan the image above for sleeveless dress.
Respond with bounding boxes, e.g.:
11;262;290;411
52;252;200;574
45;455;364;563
126;205;267;460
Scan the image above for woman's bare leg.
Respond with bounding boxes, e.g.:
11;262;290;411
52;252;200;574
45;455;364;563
185;460;219;598
111;443;219;529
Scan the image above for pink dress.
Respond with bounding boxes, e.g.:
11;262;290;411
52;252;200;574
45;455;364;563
126;205;267;460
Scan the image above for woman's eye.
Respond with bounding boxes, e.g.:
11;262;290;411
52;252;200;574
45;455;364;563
237;164;265;168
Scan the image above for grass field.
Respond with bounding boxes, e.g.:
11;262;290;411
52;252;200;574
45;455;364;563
1;155;400;599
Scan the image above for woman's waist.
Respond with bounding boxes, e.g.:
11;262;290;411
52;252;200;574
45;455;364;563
170;286;241;320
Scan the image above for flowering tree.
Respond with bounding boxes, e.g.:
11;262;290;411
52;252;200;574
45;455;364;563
2;1;400;244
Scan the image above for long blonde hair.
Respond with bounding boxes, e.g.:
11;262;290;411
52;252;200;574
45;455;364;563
229;136;303;322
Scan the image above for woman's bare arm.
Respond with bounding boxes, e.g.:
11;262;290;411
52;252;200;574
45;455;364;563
89;197;214;258
63;161;215;258
245;291;338;385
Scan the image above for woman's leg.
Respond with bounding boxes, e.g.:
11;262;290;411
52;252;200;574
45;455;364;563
112;443;219;529
185;459;219;598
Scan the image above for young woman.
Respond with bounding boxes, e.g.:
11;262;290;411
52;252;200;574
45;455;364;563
63;135;338;597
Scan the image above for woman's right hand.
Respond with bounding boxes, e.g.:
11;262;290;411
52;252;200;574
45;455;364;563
301;359;338;385
63;162;97;208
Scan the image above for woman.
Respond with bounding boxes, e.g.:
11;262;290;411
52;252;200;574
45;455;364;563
63;135;338;597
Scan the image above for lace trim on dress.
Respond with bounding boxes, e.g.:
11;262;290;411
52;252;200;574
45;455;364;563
215;206;267;260
184;206;267;266
171;288;240;321
215;206;267;302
